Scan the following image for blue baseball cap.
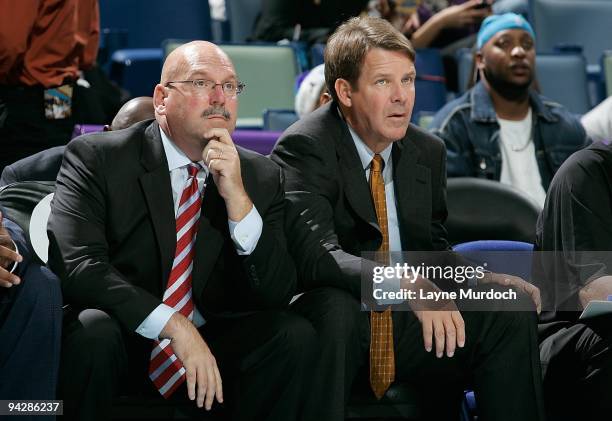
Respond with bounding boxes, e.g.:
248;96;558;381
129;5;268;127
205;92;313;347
477;13;535;50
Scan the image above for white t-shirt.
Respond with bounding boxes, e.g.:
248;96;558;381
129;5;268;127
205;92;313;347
497;108;546;208
581;96;612;142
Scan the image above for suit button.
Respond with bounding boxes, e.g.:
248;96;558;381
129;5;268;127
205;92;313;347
249;265;259;286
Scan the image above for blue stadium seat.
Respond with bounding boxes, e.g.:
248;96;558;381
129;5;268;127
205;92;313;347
110;49;163;97
310;43;326;67
536;53;591;114
99;0;212;48
454;240;535;252
413;49;448;122
412;76;447;118
530;0;612;71
263;109;299;131
455;48;475;94
453;240;534;280
98;28;128;72
225;0;261;42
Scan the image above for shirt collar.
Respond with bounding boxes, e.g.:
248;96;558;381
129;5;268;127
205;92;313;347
347;125;393;171
470;80;557;124
159;127;207;175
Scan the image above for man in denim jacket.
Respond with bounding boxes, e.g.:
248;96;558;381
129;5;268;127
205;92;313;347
430;13;589;207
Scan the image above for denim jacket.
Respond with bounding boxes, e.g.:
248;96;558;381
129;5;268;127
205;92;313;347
430;81;590;190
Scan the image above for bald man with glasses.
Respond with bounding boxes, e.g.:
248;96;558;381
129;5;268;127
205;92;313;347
48;40;315;421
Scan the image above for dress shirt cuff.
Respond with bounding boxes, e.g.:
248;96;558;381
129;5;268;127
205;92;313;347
228;205;262;255
135;304;177;339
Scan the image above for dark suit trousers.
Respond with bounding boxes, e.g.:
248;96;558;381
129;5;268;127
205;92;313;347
58;309;316;421
539;315;612;421
291;287;545;421
0;264;62;421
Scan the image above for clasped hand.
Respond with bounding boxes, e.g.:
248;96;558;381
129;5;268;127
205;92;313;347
0;211;23;288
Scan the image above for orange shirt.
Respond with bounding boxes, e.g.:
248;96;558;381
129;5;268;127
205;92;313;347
0;0;100;87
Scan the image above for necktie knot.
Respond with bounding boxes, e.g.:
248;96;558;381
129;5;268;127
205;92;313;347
187;163;201;178
371;154;384;173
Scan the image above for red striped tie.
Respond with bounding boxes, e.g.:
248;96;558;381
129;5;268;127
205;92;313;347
149;163;203;398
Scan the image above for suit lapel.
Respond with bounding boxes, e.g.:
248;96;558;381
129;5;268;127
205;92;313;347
334;113;380;234
392;133;428;249
192;176;225;300
139;122;176;288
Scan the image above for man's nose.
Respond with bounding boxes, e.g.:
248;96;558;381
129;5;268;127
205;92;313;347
209;84;226;104
511;45;526;58
391;82;409;103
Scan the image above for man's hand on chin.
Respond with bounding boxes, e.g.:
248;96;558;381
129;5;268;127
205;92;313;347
203;128;253;221
160;312;224;410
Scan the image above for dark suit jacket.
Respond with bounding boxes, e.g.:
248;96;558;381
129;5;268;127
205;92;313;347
271;102;452;299
0;146;65;187
48;120;296;331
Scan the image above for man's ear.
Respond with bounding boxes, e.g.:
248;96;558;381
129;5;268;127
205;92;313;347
335;78;353;108
153;84;168;115
318;91;332;108
475;51;485;72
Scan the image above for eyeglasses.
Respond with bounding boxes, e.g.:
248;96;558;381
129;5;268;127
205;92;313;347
164;79;246;96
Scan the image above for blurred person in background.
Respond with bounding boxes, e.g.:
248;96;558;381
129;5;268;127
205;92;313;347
253;0;369;43
535;140;612;421
429;13;589;208
581;96;612;143
0;96;155;186
295;64;331;118
371;0;491;90
0;0;100;172
0;210;62;420
371;0;527;90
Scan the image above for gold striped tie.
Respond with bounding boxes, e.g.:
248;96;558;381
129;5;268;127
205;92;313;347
368;154;395;400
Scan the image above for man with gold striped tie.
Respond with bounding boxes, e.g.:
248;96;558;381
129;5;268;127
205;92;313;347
272;15;544;421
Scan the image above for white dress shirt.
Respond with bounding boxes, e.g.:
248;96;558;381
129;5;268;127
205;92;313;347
135;127;263;339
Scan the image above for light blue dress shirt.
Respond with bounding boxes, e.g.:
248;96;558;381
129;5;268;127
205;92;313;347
348;127;402;253
347;126;404;303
